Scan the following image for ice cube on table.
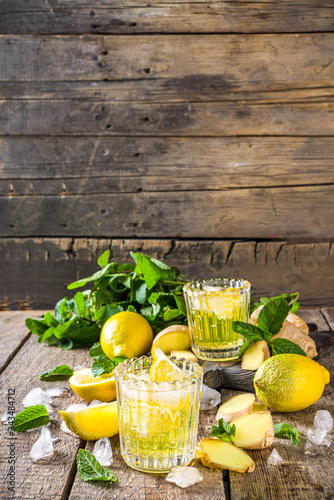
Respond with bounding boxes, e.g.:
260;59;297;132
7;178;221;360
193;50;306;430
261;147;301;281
44;387;63;398
166;466;203;488
92;438;113;466
267;448;284;466
307;427;327;445
314;410;333;433
22;388;53;412
30;427;54;461
200;384;221;410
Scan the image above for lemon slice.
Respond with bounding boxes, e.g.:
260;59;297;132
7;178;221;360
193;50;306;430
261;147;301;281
59;402;118;440
150;346;189;382
69;368;116;403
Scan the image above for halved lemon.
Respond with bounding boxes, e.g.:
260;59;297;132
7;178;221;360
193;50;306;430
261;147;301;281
150;346;189;382
59;402;118;440
69;368;116;403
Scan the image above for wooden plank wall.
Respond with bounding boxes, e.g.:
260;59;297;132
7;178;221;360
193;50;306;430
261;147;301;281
0;1;334;309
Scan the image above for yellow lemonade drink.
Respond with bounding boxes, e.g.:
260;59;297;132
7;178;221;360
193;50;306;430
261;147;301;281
183;278;251;361
115;353;203;473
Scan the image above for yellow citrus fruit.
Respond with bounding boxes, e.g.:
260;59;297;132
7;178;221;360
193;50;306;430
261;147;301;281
59;402;118;440
100;311;153;360
254;354;330;412
150;346;188;382
69;368;116;403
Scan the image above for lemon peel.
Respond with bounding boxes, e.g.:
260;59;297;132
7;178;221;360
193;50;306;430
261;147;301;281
59;402;118;440
69;368;116;403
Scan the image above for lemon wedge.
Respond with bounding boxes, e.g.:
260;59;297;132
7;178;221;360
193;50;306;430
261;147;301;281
69;368;116;403
59;402;118;440
150;346;189;382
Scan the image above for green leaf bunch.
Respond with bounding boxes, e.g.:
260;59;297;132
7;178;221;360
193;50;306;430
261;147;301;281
274;423;299;446
233;297;307;359
210;418;236;443
26;250;188;349
251;292;300;315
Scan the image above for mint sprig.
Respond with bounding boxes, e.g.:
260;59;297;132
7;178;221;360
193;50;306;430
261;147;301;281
233;298;306;359
89;342;127;377
39;364;74;380
210;418;236;443
76;449;118;483
274;423;299;446
251;292;300;314
11;405;50;432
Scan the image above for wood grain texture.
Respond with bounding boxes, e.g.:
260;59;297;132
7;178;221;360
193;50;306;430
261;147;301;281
2;137;334;190
69;409;225;499
0;330;90;500
0;310;46;374
2;99;334;136
1;0;334;34
227;342;334;500
298;309;331;333
1;186;334;239
322;308;334;330
1;238;333;309
1;34;333;86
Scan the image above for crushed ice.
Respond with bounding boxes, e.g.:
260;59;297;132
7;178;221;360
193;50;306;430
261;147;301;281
92;438;113;466
89;399;103;406
267;448;284;466
202;362;221;375
44;387;63;398
200;384;221;410
166;466;203;488
304;409;333;453
30;427;54;461
22;388;53;412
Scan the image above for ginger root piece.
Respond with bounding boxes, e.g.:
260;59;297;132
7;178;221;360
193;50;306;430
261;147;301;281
152;325;191;355
231;411;274;449
199;438;255;473
272;320;317;358
216;393;255;422
241;340;270;370
252;403;269;412
169;349;198;363
250;306;316;358
287;311;309;335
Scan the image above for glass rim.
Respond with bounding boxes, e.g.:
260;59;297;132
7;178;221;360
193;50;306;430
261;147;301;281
114;355;203;391
183;278;251;295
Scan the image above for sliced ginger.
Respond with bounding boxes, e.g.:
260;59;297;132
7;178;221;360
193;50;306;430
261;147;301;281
216;393;255;422
231;411;274;449
241;340;270;370
199;438;255;473
252;403;269;412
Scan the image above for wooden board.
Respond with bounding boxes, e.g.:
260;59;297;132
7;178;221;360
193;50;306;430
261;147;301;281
1;34;333;86
2;137;334;189
0;310;46;374
1;239;334;309
1;1;334;34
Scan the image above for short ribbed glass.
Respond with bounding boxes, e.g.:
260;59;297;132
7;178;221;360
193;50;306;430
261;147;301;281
115;356;203;473
183;278;251;361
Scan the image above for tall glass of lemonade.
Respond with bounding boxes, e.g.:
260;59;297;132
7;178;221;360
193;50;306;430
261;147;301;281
115;350;203;473
183;278;251;361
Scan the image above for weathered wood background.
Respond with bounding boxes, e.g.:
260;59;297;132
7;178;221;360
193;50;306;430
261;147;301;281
1;1;334;309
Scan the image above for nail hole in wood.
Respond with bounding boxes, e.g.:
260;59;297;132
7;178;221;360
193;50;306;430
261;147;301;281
143;68;150;74
90;11;95;17
143;117;150;122
105;124;111;129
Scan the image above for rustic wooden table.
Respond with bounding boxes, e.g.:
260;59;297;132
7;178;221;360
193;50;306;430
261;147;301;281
0;308;333;500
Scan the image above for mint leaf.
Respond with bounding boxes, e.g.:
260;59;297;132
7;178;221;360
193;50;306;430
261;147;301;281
258;298;289;334
210;418;236;443
98;249;110;268
271;338;306;356
74;291;86;317
60;338;74;350
89;342;105;359
11;405;50;432
274;423;299;446
67;263;118;290
94;304;123;326
91;355;115;377
232;322;266;341
39;364;73;380
25;317;48;336
112;355;128;368
76;449;118;483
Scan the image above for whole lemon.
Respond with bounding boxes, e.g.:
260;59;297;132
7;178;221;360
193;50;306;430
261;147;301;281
254;354;330;412
100;311;153;360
